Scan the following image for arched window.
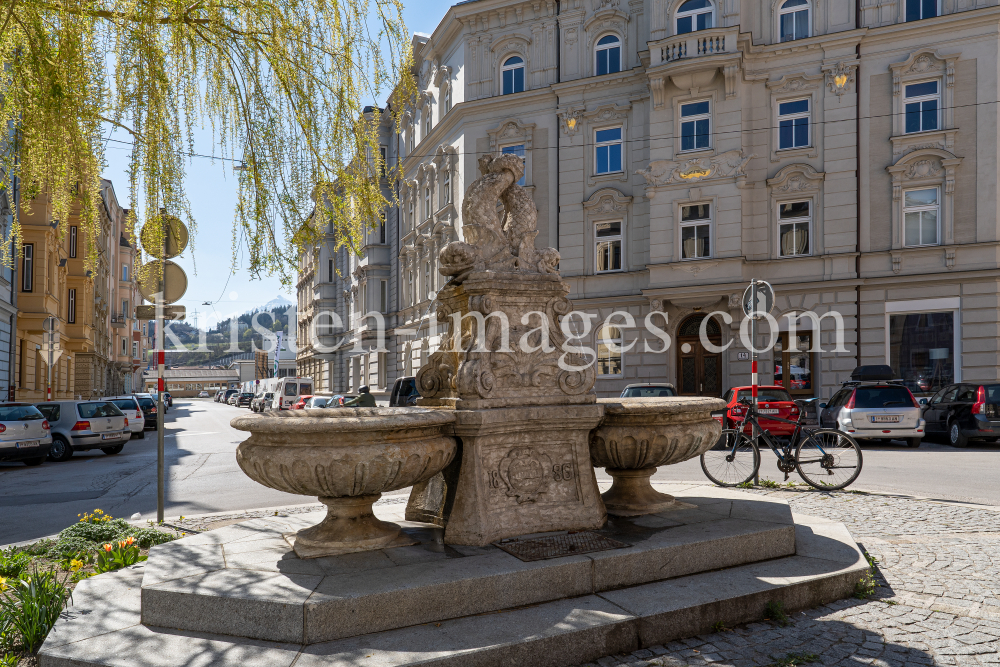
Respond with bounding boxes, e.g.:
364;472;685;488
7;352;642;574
675;0;713;35
502;56;525;95
595;35;621;75
779;0;809;42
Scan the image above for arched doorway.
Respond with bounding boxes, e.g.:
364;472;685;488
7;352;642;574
676;313;723;396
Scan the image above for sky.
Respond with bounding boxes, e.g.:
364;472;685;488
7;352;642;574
99;0;446;331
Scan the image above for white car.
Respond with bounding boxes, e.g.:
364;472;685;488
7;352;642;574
105;396;146;440
0;403;53;466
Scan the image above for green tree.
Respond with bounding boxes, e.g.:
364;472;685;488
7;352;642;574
0;0;415;281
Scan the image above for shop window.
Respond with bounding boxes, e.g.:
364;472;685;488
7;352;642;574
889;311;954;394
774;331;814;395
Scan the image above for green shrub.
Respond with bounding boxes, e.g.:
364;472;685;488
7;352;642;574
0;547;32;579
0;567;72;655
0;652;17;667
44;511;177;558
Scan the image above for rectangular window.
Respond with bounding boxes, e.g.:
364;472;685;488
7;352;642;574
133;341;139;358
424;108;432;136
122;299;129;316
680;204;711;259
778;99;810;149
906;0;937;21
68;288;76;324
379;210;386;244
21;244;32;292
69;226;77;258
594;128;623;174
904;81;939;133
501;144;527;186
595;221;622;272
680;101;711;151
424;186;431;218
444;86;452;114
328;258;334;283
778;201;810;257
122;337;127;355
122;264;129;281
379;279;387;313
442;170;451;204
889;312;953;393
903;188;939;247
596;325;623;377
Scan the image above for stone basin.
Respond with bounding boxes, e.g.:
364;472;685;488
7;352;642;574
232;407;457;558
590;397;724;516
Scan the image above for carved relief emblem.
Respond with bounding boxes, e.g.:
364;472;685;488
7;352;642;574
907;55;934;74
905;159;943;180
636;150;755;187
497;447;552;503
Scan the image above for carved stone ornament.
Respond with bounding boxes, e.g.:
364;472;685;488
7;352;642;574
824;62;857;97
583;187;632;215
766;72;822;93
767;163;825;194
636;150;756;190
891;49;958;96
905;159;943;180
558;108;584;136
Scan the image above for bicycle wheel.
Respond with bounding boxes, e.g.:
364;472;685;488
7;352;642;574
701;429;760;487
795;429;863;490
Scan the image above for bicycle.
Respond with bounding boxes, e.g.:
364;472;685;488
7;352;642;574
700;397;863;491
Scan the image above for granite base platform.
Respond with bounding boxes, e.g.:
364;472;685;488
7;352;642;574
38;483;868;667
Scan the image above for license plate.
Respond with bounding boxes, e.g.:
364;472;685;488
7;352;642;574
15;440;39;449
870;415;901;423
101;433;122;440
758;409;779;415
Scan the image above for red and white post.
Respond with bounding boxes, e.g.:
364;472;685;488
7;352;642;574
750;279;759;485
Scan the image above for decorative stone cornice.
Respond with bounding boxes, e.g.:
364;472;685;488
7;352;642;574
766;163;825;195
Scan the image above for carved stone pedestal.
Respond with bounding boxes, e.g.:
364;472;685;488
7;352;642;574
443;404;607;546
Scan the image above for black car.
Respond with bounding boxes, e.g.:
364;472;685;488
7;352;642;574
135;395;159;429
236;392;255;408
920;383;1000;447
389;377;420;407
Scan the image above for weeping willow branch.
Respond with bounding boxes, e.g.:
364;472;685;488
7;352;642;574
0;0;415;285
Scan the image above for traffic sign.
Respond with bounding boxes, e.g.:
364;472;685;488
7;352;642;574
136;304;186;321
138;260;188;304
742;280;774;320
140;214;189;259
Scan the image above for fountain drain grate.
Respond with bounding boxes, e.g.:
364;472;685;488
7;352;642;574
493;531;630;562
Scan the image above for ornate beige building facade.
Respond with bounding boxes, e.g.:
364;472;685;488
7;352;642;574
298;0;1000;400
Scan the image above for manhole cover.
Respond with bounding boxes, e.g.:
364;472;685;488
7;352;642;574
493;531;630;562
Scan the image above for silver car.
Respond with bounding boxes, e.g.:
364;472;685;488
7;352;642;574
105;396;146;439
820;382;926;447
36;400;132;462
0;403;53;466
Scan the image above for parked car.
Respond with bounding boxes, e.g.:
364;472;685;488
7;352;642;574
105;396;146;439
214;390;226;402
198;391;210;398
619;383;677;398
133;395;158;429
226;390;240;405
163;392;173;407
919;382;1000;448
389;377;420;407
303;396;332;409
0;403;52;466
716;386;801;438
289;395;314;410
36;400;131;462
236;392;255;408
252;392;274;412
819;366;925;448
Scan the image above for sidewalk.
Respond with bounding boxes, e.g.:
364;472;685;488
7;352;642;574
574;487;1000;667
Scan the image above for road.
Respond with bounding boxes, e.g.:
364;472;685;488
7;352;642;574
2;399;999;545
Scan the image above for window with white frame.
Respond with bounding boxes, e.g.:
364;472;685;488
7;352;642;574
408;198;414;228
502;56;525;95
779;0;809;41
424;107;432;136
407;270;413;307
905;0;937;21
595;35;621;75
122;264;129;281
424;261;431;300
778;98;810;149
133;340;139;358
680;101;711;151
680;204;711;259
69;226;77;258
778;201;811;257
675;0;713;34
596;325;623;377
595;221;622;272
903;187;939;247
442;169;451;204
21;244;32;292
443;85;452;114
903;81;939;134
424;186;431;218
594;128;623;174
501;144;526;186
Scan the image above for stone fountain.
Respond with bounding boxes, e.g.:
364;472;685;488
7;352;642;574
38;154;868;667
